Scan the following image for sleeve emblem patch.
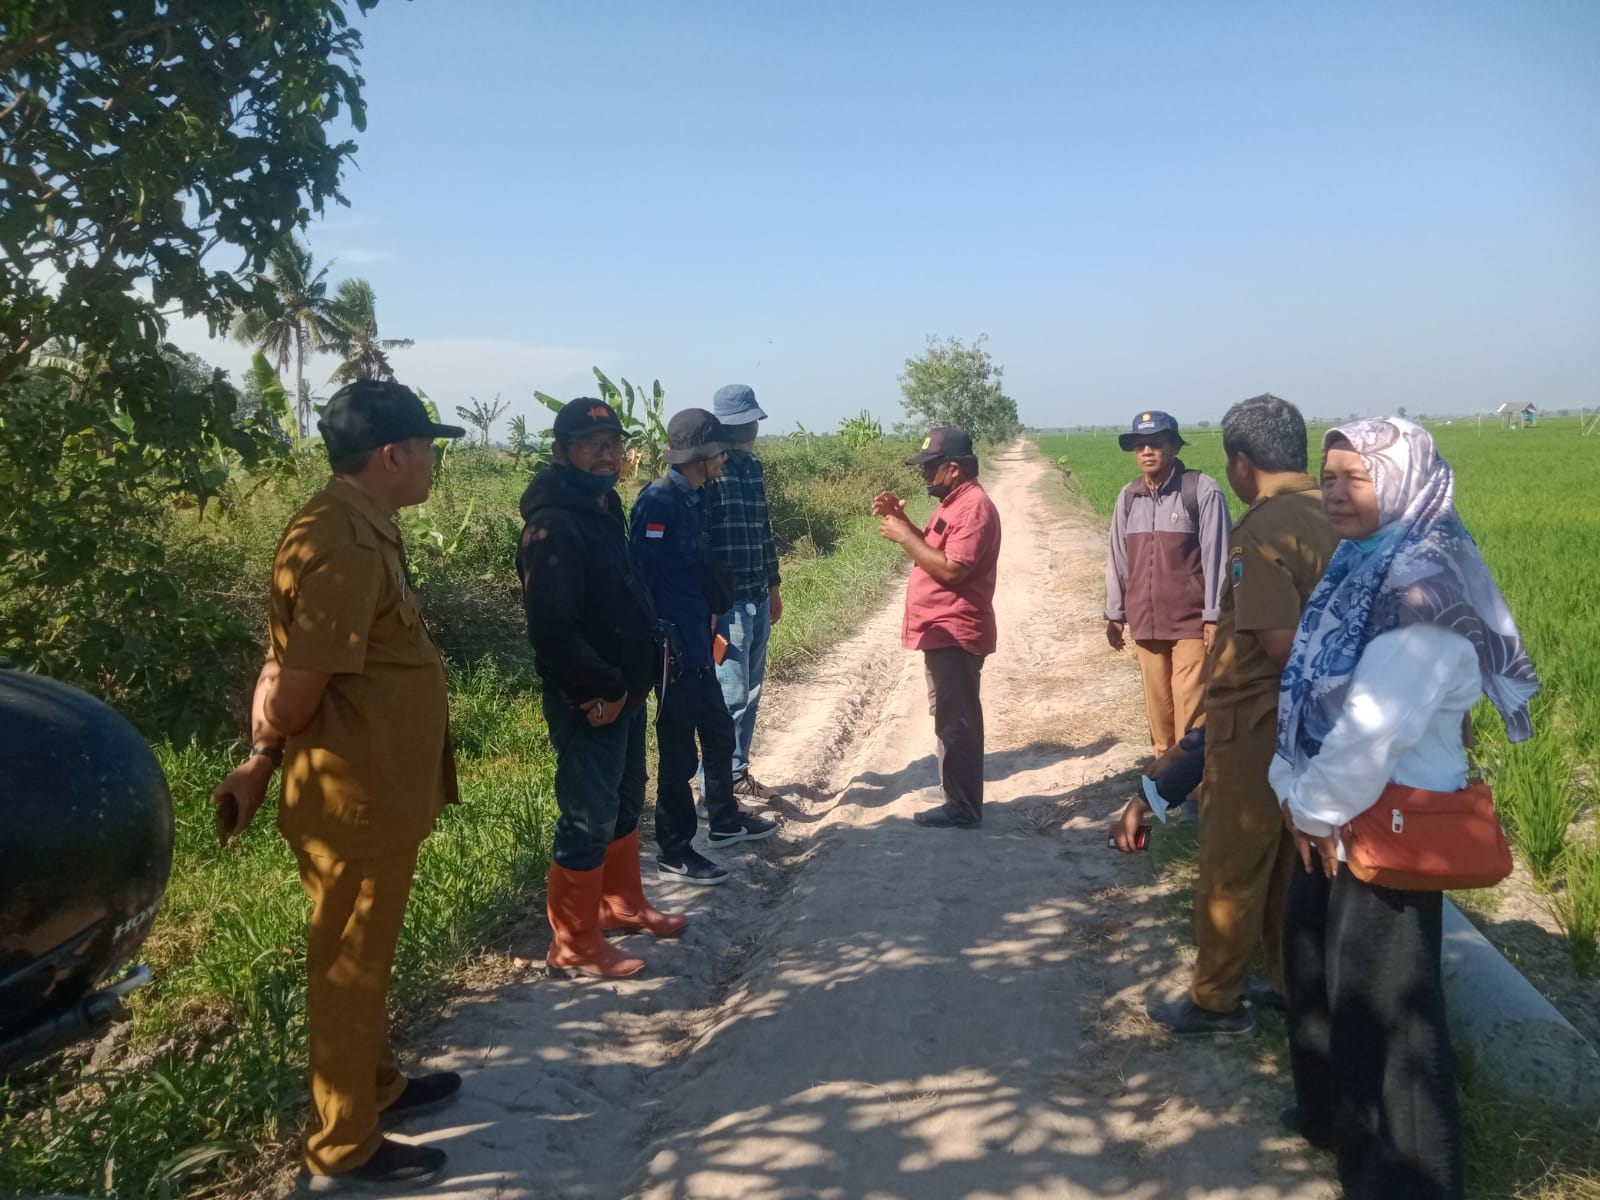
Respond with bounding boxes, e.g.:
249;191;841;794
645;523;666;539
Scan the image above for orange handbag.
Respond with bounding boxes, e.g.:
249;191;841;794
1342;781;1513;891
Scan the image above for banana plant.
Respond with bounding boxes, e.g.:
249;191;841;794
250;352;300;446
838;410;882;449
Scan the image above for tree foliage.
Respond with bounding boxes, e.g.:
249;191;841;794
898;334;1021;446
0;1;383;733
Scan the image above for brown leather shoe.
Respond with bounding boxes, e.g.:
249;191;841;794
733;772;772;799
599;831;687;937
546;862;645;979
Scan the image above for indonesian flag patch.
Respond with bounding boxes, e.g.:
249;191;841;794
645;523;666;539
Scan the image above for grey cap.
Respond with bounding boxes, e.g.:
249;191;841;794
713;383;767;425
662;408;727;465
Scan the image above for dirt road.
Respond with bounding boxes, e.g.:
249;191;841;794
385;445;1334;1200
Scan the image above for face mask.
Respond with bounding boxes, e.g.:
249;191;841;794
556;463;619;495
926;480;951;500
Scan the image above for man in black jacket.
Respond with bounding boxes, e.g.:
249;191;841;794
517;398;684;979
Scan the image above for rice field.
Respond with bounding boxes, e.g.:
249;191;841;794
1038;416;1600;969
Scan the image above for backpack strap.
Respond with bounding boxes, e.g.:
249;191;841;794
1180;467;1200;530
1123;470;1203;532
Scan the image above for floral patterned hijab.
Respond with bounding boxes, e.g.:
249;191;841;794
1276;417;1538;767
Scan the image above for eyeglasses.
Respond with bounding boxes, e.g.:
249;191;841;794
1129;438;1169;452
919;459;949;479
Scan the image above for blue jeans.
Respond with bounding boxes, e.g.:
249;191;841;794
698;595;772;784
542;693;647;872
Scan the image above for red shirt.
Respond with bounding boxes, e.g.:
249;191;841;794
902;479;1002;655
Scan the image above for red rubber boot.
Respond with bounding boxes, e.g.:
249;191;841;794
546;862;645;979
599;831;688;937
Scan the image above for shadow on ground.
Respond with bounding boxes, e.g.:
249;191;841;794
395;769;1330;1200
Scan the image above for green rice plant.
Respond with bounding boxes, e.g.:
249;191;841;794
1548;828;1600;978
1494;735;1581;891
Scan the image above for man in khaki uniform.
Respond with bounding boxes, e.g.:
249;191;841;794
212;381;466;1192
1147;393;1337;1039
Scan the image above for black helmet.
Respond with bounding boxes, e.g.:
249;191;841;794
0;667;173;1058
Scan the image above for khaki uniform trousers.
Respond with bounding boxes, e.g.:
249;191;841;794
1191;696;1297;1012
293;846;420;1175
1134;637;1207;755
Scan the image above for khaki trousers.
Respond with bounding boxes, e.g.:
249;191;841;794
1134;638;1207;755
1191;698;1297;1012
294;846;419;1175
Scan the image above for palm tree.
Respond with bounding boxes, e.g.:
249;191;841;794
323;278;414;385
233;236;342;437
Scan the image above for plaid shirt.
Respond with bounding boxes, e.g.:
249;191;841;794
704;449;780;603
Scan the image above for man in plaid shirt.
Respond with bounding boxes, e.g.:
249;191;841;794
700;383;783;798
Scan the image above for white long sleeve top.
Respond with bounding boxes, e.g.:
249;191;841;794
1269;624;1483;853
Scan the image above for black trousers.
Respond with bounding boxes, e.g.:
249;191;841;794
654;666;738;857
923;646;986;826
1284;861;1463;1200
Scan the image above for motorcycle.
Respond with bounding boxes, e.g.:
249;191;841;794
0;664;173;1070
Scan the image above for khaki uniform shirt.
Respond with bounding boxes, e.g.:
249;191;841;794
269;479;455;860
1205;475;1337;742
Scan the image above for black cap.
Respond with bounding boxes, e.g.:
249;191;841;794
552;397;625;441
1118;410;1189;451
318;380;465;459
905;425;975;466
662;408;727;465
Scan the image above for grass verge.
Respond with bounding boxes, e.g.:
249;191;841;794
0;439;931;1199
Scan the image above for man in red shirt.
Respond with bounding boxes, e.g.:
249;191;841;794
873;426;1003;829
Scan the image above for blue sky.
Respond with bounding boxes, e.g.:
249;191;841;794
171;0;1600;433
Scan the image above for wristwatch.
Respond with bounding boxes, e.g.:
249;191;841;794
249;743;284;769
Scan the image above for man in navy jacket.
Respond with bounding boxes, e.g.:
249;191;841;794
630;410;777;885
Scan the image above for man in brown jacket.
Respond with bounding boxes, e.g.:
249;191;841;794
211;381;466;1192
1146;393;1338;1038
1104;411;1232;755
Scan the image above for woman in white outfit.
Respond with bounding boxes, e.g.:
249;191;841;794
1270;417;1539;1200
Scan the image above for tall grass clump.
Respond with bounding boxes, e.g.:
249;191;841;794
1548;830;1600;978
1489;732;1583;890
